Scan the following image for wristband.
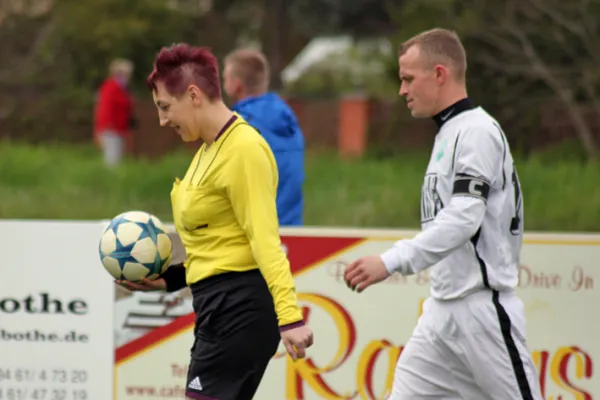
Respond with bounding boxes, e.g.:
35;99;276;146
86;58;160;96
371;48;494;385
159;263;187;292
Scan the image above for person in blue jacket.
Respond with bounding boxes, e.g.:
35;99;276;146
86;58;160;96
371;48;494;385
223;48;305;226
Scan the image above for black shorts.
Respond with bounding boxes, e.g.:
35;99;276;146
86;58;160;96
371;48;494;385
185;269;280;400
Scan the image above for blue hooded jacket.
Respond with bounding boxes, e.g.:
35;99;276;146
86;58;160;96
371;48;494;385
231;92;305;226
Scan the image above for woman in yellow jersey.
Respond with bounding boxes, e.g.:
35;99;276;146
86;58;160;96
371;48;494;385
117;43;313;400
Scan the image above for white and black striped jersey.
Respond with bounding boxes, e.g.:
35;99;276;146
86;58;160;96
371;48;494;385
381;98;524;300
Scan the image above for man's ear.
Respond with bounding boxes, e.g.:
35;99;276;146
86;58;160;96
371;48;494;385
232;77;244;94
434;64;449;84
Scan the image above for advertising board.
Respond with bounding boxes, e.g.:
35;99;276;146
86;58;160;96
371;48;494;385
0;220;115;400
114;227;600;400
6;221;594;399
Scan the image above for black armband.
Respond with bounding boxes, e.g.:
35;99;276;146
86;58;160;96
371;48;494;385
159;263;187;292
452;174;490;202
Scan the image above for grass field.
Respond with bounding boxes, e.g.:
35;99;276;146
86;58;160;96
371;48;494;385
1;140;599;232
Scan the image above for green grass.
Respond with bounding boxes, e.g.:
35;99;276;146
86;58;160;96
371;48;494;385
1;140;599;231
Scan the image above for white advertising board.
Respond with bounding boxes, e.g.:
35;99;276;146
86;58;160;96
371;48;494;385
113;227;600;400
0;220;115;400
3;220;595;399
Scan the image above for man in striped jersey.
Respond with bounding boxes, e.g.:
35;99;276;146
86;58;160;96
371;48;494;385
344;28;543;400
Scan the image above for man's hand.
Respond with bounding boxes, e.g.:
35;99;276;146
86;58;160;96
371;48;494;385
116;277;167;292
344;256;390;293
281;325;314;361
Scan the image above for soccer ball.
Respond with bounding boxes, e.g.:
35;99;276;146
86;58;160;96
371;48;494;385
99;211;172;282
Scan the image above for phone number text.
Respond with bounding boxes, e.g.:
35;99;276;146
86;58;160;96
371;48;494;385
0;388;87;400
0;369;87;385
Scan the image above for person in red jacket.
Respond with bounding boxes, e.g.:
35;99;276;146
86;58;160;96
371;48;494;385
94;59;135;167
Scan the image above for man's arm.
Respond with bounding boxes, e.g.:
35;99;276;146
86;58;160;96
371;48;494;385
381;126;503;276
95;82;116;130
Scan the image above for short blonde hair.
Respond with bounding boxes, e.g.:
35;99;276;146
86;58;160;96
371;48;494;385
399;28;467;82
224;48;270;93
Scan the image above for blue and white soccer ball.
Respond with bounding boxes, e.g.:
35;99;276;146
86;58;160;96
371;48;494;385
99;211;172;282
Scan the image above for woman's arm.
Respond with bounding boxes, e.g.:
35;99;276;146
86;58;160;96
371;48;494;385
159;263;187;292
225;139;304;330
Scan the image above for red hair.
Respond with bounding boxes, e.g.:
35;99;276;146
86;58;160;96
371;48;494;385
146;43;221;100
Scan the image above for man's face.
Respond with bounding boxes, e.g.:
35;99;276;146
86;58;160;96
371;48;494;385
152;81;200;142
398;46;441;119
222;63;243;102
113;67;133;87
119;69;132;85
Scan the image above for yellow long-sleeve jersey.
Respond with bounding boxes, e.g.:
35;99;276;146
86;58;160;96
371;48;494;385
170;114;303;327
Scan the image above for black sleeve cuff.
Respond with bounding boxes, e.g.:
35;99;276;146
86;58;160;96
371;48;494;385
159;263;187;292
279;320;305;332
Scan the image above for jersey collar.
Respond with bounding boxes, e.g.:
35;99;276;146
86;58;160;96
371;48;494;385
432;98;476;129
214;114;239;142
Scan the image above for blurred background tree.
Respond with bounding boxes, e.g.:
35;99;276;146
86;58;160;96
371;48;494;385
0;0;599;160
388;0;600;159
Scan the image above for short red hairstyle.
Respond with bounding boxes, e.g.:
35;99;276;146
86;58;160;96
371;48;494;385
146;43;221;100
